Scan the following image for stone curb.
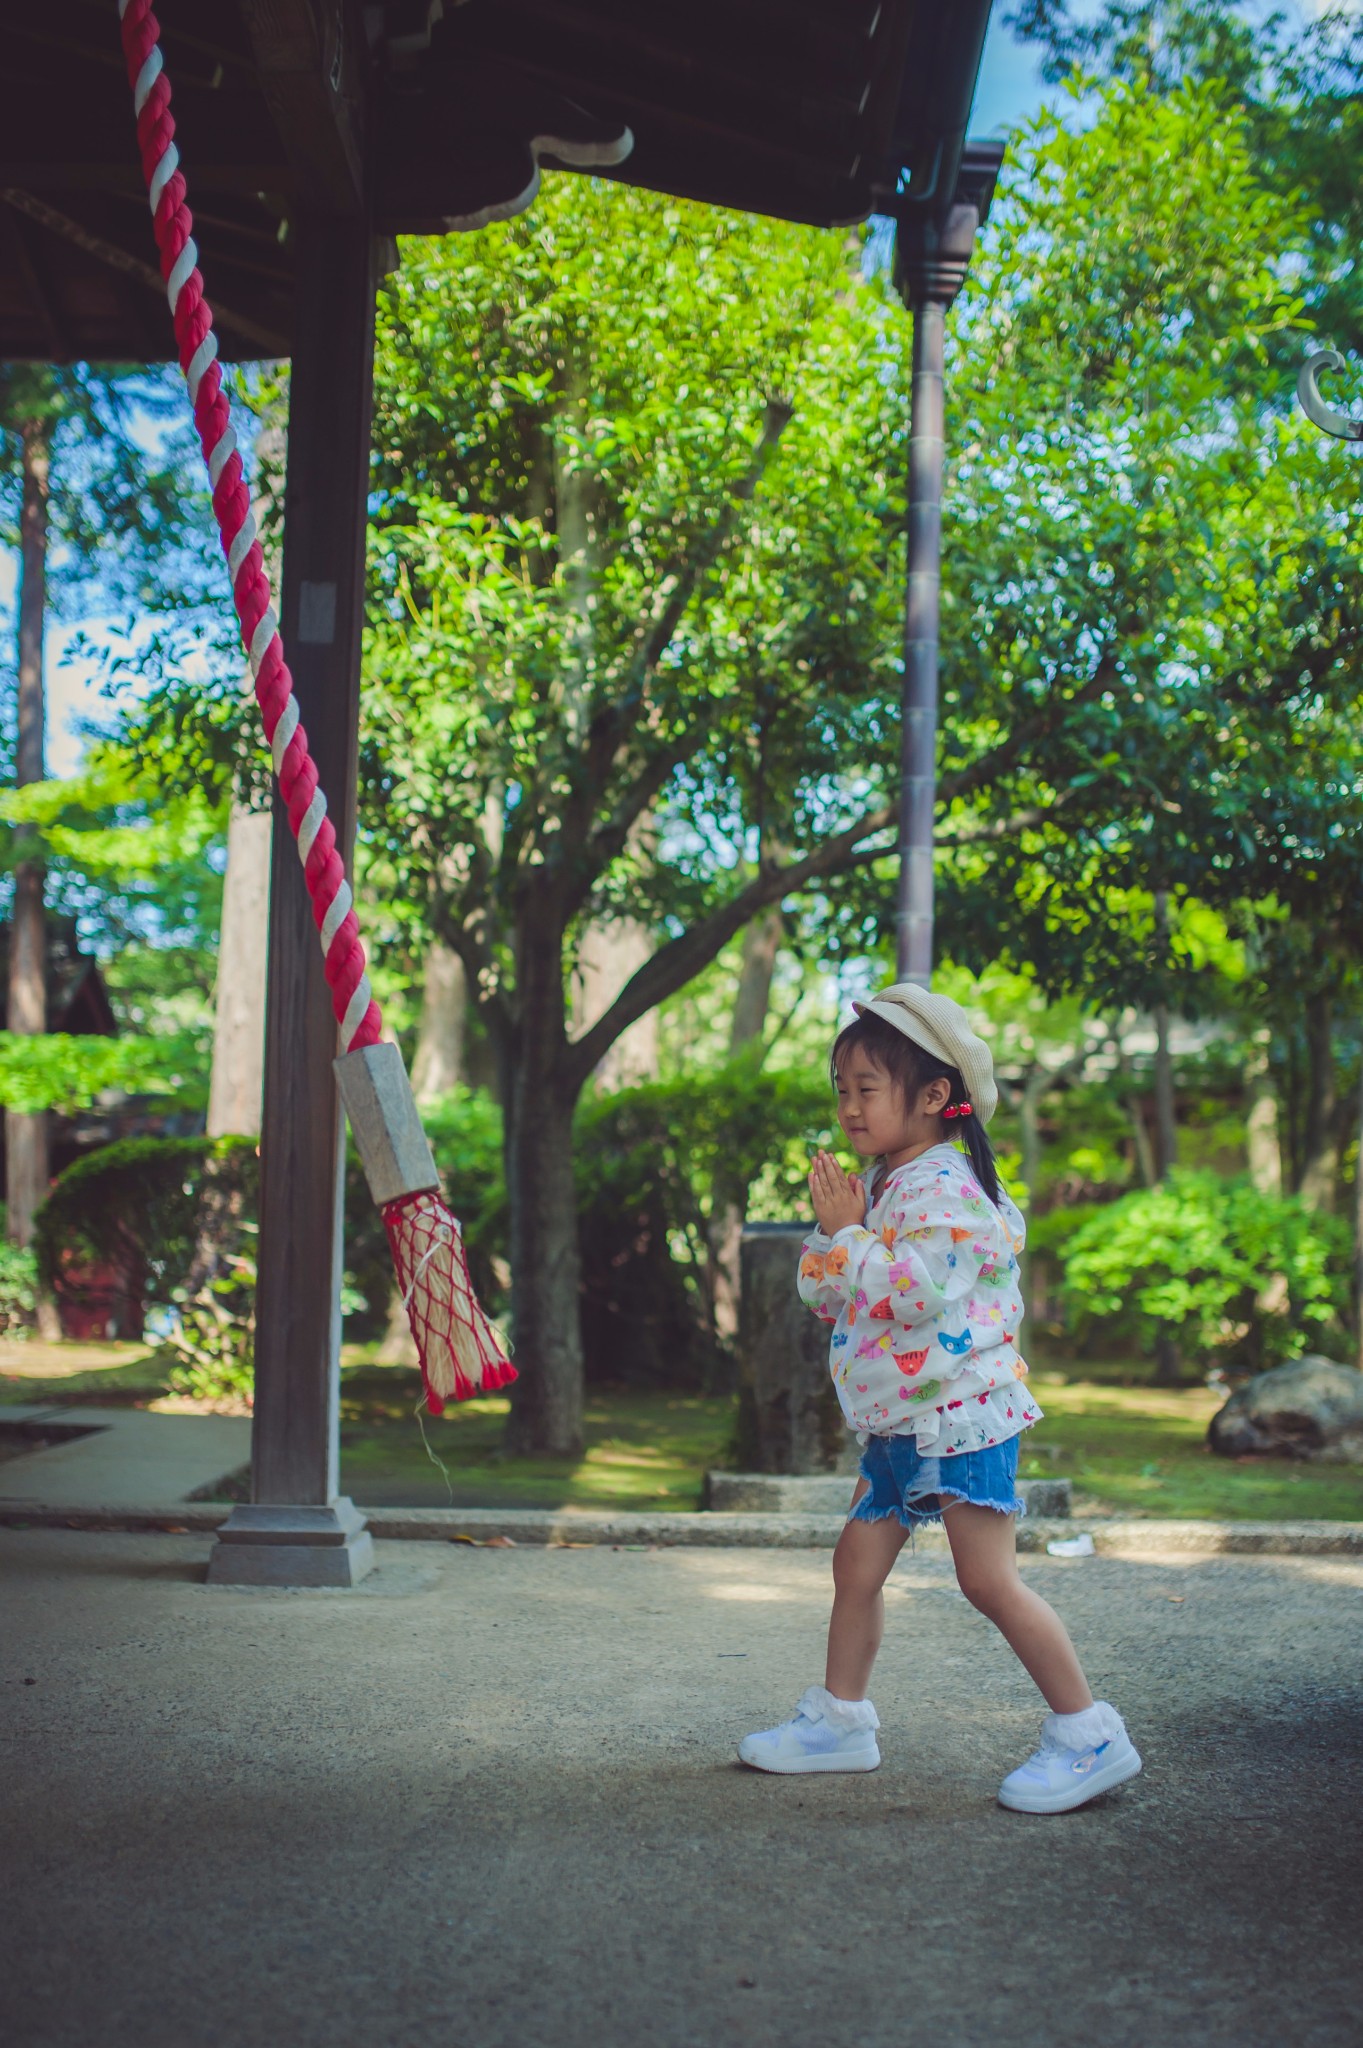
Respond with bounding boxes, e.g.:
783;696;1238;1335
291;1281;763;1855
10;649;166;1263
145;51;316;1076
2;1501;1362;1556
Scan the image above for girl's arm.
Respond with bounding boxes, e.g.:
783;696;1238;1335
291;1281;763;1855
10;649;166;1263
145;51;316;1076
801;1176;1003;1335
796;1153;870;1321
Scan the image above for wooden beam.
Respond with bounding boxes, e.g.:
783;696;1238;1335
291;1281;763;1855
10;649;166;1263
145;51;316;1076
236;0;367;214
249;208;379;1512
0;190;288;355
2;207;69;361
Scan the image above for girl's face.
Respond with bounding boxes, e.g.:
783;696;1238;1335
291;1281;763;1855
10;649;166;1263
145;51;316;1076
834;1052;914;1159
833;1050;952;1166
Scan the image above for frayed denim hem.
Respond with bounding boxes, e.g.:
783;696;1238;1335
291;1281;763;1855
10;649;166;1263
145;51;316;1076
846;1488;1026;1534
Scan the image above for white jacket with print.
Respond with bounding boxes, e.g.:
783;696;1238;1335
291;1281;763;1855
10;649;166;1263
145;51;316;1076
797;1142;1039;1453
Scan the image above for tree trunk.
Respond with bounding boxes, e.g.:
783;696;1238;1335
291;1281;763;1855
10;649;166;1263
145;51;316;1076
5;418;50;1255
205;392;285;1143
410;940;466;1104
572;918;658;1090
1113;1033;1157;1188
1152;1012;1180;1378
1152;1002;1178;1180
1354;1045;1363;1373
701;905;786;1346
206;804;271;1138
1244;1030;1283;1196
1298;992;1337;1211
1018;1067;1046;1204
502;914;585;1456
729;906;782;1055
1149;917;1180;1383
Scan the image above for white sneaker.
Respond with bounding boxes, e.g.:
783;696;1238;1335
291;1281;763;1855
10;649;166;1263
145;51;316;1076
737;1685;881;1774
998;1701;1142;1814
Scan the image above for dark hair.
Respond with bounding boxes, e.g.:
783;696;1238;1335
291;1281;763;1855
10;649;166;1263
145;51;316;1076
830;1012;1001;1208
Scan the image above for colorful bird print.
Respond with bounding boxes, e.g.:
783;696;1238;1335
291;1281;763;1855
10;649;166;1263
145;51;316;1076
938;1329;975;1355
868;1297;895;1321
893;1348;930;1375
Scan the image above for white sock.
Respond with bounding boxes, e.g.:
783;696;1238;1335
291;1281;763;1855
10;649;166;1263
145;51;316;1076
799;1684;880;1733
1043;1700;1126;1751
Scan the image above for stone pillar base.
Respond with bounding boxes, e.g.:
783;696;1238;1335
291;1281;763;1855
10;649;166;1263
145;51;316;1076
206;1498;375;1587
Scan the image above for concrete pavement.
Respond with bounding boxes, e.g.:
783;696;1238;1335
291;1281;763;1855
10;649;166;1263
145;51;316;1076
2;1526;1361;2048
0;1404;250;1508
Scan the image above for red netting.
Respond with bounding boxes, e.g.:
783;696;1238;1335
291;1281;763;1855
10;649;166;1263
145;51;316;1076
382;1190;517;1412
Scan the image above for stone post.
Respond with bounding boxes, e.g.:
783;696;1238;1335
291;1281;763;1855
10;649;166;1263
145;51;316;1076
735;1224;848;1474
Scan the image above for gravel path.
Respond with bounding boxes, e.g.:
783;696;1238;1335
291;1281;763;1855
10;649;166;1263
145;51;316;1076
2;1528;1360;2047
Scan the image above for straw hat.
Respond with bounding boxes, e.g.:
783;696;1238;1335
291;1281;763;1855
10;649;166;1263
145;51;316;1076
851;982;998;1126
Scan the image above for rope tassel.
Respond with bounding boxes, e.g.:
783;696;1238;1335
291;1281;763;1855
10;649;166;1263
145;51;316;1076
115;0;514;1409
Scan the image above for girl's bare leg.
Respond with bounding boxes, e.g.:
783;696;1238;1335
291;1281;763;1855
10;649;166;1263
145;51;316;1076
944;1501;1093;1714
824;1483;910;1699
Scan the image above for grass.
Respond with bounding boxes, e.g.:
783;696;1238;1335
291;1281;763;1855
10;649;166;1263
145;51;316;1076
5;1337;1363;1521
336;1366;735;1511
1024;1372;1363;1522
0;1341;166;1405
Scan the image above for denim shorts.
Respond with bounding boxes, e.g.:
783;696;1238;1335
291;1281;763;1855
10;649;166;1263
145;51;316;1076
847;1432;1024;1531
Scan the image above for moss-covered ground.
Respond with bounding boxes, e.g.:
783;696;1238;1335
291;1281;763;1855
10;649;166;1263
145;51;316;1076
4;1341;1363;1520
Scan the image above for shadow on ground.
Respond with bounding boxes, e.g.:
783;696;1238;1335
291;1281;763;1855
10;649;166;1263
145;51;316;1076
2;1531;1360;2048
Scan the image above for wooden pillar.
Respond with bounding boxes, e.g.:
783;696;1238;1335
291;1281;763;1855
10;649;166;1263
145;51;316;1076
891;167;999;989
208;211;380;1588
896;297;946;987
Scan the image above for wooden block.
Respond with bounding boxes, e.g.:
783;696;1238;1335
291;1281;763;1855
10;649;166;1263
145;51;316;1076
334;1042;439;1208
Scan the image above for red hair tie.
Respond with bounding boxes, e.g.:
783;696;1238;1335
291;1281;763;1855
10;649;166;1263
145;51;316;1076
944;1102;974;1120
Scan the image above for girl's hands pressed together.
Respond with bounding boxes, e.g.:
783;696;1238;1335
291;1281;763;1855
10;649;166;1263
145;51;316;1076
809;1151;866;1236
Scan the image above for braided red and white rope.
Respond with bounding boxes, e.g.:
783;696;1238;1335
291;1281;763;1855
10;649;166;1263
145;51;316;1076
116;0;380;1054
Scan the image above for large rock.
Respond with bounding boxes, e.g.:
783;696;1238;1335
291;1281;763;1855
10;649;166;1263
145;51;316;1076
735;1223;851;1474
1208;1354;1363;1463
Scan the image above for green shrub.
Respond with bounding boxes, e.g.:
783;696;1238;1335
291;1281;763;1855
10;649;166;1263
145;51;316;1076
574;1062;838;1388
165;1233;258;1405
33;1136;258;1332
1059;1171;1351;1371
0;1219;37;1337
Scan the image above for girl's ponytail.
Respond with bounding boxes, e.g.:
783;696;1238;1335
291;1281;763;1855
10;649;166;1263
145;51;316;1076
957;1109;1001;1211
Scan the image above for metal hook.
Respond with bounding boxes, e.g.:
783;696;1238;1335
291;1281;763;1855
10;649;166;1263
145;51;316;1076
1297;350;1363;442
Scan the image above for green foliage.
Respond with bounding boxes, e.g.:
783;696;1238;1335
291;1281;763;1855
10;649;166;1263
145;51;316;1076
353;185;908;1000
1059;1171;1351;1369
164;1233;257;1407
0;1223;37;1337
32;1136;257;1318
573;1062;837;1386
0;1030;205;1114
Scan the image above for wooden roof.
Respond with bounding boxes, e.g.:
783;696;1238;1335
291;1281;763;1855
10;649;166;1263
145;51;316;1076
0;918;117;1036
0;0;995;363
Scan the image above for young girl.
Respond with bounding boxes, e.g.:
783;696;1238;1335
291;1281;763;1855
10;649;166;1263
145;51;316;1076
738;982;1141;1814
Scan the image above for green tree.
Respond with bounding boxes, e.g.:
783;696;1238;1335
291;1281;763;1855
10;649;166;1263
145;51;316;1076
0;365;208;1245
830;78;1363;1067
1008;0;1363;357
359;187;913;1451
